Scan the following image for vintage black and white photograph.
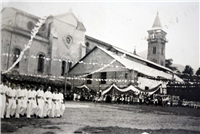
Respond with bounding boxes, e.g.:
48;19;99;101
1;1;200;134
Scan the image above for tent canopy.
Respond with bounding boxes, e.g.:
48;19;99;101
74;84;96;95
102;83;161;96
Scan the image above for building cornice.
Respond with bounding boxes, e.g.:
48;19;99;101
1;25;49;43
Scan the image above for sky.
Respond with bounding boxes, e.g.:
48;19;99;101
1;1;199;71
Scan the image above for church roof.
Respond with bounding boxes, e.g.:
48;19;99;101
85;35;170;73
152;12;162;29
98;47;183;82
69;46;183;82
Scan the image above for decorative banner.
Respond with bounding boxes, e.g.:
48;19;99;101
2;16;48;74
3;71;191;88
1;53;127;69
102;84;161;96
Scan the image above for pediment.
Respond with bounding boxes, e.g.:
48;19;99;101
54;12;78;27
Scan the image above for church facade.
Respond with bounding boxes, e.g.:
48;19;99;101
1;7;86;77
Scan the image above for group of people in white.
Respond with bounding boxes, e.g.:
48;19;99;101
0;80;65;119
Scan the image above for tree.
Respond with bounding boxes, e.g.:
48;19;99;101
182;65;193;76
165;58;173;68
196;67;200;76
165;58;178;72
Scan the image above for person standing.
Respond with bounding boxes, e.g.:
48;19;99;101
36;85;45;118
15;84;21;118
4;81;10;117
27;85;37;118
0;81;7;118
15;83;27;118
44;86;52;118
73;92;77;101
23;83;28;116
58;88;65;117
51;88;60;118
154;96;158;106
5;83;17;118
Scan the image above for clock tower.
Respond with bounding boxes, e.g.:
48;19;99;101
147;12;168;66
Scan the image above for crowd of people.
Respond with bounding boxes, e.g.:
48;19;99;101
0;80;65;119
93;93;153;105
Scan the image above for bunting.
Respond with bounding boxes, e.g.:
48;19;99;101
102;84;161;96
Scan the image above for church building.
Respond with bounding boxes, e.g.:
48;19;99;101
1;7;86;78
1;7;183;92
68;13;183;92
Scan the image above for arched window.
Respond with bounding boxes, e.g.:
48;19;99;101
61;61;66;76
85;42;90;54
153;47;156;54
68;61;72;71
13;48;20;68
37;54;45;73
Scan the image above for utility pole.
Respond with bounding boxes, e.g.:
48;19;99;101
64;61;70;98
64;72;68;98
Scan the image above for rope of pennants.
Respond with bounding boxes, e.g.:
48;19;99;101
1;15;173;83
1;14;142;82
5;72;170;84
2;16;48;74
1;53;128;69
1;51;173;82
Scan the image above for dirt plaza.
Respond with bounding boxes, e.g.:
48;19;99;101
1;101;200;134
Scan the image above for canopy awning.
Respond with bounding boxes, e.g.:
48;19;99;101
74;84;96;95
102;83;161;96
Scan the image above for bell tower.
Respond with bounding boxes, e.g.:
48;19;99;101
147;12;168;66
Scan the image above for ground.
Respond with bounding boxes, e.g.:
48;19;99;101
1;101;200;134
